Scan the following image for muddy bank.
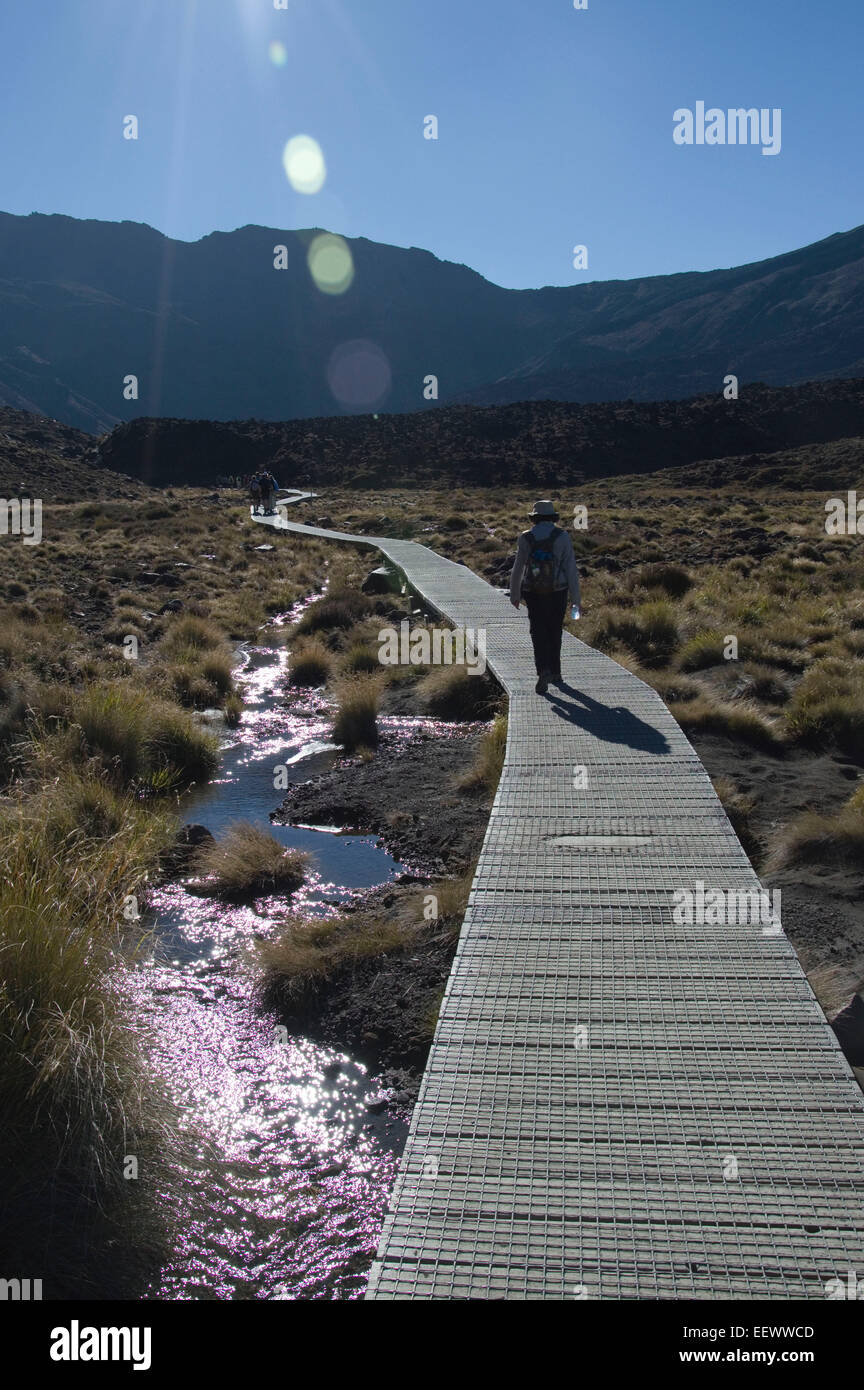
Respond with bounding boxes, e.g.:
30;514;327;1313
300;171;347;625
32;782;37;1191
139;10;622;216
689;731;864;994
263;878;461;1103
273;718;492;875
267;694;498;1093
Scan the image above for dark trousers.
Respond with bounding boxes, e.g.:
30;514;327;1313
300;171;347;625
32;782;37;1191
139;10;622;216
524;589;568;676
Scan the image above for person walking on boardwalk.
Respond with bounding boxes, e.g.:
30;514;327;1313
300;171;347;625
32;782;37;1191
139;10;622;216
509;499;582;694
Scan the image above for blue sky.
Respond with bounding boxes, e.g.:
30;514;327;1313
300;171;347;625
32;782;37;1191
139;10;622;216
0;0;861;288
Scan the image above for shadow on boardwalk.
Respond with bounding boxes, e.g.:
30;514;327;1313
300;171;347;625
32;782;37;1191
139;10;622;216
546;681;671;756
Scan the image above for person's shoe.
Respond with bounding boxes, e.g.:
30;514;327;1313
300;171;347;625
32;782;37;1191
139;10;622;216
535;672;549;694
550;671;563;685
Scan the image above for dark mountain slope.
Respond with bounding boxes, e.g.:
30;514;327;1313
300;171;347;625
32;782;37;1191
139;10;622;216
1;212;863;429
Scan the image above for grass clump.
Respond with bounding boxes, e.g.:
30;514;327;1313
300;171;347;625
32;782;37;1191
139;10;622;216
459;713;508;794
0;791;178;1295
342;643;381;675
418;664;499;720
633;562;693;598
711;775;761;864
588;600;679;667
333;676;382;751
188;821;309;900
785;658;864;762
294;588;373;635
677;629;728;672
42;682;219;788
288;639;332;687
670;694;783;752
766;781;864;871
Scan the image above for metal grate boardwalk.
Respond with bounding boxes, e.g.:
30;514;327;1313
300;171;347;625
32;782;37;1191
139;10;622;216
255;506;864;1300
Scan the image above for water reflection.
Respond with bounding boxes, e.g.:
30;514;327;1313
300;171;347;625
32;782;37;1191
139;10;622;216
134;608;410;1300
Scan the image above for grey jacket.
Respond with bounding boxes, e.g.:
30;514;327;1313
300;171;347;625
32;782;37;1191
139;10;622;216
509;522;582;607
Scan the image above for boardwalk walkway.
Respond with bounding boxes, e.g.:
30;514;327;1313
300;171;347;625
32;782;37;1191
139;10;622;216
254;505;864;1300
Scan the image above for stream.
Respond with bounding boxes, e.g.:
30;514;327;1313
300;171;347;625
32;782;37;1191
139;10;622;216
131;602;413;1300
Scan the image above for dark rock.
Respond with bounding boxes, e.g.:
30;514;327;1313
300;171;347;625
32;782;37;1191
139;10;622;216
158;599;183;615
361;565;395;595
831;993;864;1066
162;822;214;871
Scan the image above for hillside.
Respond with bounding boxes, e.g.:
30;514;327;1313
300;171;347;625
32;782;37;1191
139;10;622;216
97;376;864;490
0;212;863;430
0;407;151;500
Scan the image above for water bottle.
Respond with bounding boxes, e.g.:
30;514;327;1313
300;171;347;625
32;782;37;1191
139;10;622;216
570;604;581;621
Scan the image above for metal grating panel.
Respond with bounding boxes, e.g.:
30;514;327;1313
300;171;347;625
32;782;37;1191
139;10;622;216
254;507;864;1300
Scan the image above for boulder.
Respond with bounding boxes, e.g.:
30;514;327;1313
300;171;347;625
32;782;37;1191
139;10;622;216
361;565;395;595
831;993;864;1066
137;570;183;589
162;823;214;872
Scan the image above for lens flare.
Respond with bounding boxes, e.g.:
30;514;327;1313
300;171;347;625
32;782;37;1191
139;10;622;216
282;135;326;194
269;40;287;67
327;340;392;408
307;232;354;296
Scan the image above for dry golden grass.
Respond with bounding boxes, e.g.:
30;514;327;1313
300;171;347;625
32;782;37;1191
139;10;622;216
188;821;309;900
458;713;508;794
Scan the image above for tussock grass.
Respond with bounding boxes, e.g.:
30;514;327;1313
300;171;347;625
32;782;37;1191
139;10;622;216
256;865;475;1015
588;600;679;667
342;642;381;675
418;663;498;720
0;788;179;1294
257;913;410;1010
36;682;220;788
288;639;332;687
785;658;864;761
459;713;508;794
333;675;382;751
711;775;761;863
294;588;373;635
188;821;309;900
670;694;783;751
631;562;693;598
766;782;864;871
677;629;728;671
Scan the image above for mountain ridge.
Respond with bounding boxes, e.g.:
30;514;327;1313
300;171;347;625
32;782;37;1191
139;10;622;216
1;211;863;430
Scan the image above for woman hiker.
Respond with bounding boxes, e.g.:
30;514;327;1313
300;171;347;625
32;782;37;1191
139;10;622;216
509;500;582;694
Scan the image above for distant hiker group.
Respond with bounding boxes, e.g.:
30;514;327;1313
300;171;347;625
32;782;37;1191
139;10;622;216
249;470;279;515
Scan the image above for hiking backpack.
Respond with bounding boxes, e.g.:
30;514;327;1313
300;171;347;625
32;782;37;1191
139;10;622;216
523;526;562;594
